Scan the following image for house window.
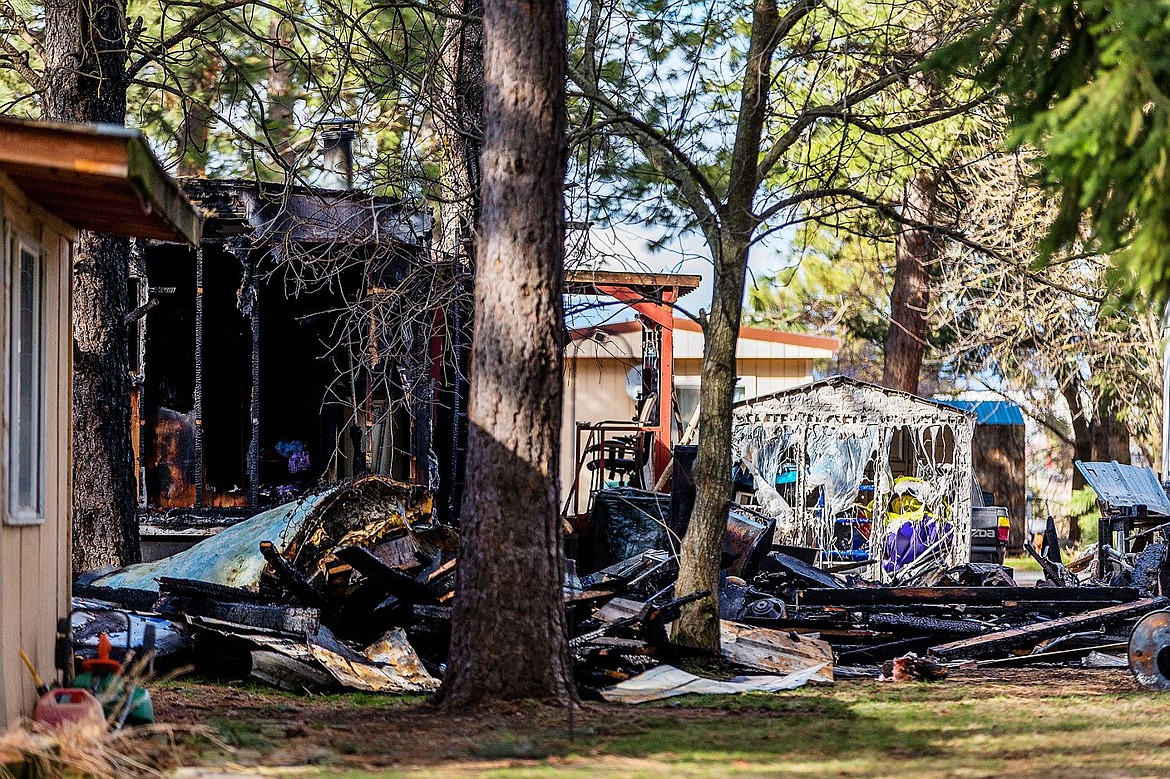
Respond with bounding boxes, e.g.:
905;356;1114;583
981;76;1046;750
6;238;45;525
675;375;756;431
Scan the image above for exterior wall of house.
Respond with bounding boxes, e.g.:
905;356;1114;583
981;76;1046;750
0;176;73;725
560;348;818;514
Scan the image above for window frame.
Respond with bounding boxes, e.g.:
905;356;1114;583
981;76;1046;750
5;229;46;526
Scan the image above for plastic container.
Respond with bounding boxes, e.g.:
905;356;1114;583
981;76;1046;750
33;688;104;727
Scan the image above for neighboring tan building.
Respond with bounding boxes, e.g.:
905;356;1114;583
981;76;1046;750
562;317;838;506
0;117;201;724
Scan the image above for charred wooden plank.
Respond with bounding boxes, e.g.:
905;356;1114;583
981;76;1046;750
721;621;834;682
157;576;272;604
867;612;988;637
795;586;1141;607
930;597;1166;660
259;540;323;606
975;642;1127;668
182;600;321;634
334;546;438;605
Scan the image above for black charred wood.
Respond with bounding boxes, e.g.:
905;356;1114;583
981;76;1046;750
334;546;439;605
795;586;1141;607
867;612;988;637
930;596;1166;660
758;552;844;589
259;540;324;606
157;577;274;604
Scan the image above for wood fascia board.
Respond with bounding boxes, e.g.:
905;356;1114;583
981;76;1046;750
0;122;129;177
125;138;202;245
0;170;78;242
0;119;202;246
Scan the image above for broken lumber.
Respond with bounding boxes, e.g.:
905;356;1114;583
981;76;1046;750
975;642;1128;668
867;613;987;637
795;586;1141;607
720;621;834;683
930;597;1166;660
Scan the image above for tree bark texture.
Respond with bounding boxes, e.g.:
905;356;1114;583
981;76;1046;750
672;0;779;652
882;168;939;395
44;0;141;572
439;0;573;705
1092;391;1131;465
177;59;222;177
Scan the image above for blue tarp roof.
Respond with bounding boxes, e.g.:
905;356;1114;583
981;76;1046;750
936;399;1025;426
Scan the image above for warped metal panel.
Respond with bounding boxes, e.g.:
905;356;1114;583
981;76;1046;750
1074;460;1170;516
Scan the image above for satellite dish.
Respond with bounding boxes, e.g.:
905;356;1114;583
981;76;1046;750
625;367;642;400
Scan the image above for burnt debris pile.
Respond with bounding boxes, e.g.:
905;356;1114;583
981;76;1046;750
70;459;1170;700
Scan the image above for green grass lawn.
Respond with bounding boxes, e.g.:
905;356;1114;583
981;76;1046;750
156;668;1170;778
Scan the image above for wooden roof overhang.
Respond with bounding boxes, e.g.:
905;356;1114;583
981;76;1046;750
0;117;202;245
564;269;702;301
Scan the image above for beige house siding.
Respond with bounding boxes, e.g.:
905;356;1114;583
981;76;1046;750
561;353;637;506
561;349;821;512
0;175;73;724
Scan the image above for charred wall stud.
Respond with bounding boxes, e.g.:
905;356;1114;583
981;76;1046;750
193;245;205;508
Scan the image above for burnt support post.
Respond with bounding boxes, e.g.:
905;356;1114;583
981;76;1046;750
227;239;261;508
249;280;260;506
194;245;205;507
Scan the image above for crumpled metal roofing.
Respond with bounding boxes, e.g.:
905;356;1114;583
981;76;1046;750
89;490;336;592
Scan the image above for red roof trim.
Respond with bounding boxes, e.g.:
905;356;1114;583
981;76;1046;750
568;317;839;352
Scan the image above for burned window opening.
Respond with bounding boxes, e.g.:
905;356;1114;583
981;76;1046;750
135;178;438;528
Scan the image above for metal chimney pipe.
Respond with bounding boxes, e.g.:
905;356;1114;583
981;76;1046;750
319;118;357;190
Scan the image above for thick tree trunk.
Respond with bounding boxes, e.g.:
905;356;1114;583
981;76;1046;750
439;0;572;705
673;236;749;649
44;0;140;572
882;169;939;394
177;59;222;177
672;0;780;652
1092;391;1131;464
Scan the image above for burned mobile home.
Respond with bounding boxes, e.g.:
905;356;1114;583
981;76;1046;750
731;377;978;576
131;155;468;551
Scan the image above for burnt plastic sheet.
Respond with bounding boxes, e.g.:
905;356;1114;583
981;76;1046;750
591;488;672;568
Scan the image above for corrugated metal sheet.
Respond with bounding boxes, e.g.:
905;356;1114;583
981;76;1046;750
936;399;1025;426
90;491;335;592
1075;461;1170;515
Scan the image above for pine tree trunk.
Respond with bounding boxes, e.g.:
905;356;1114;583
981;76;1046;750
673;236;749;649
438;0;572;705
44;0;140;572
672;0;780;652
1092;391;1131;464
177;60;222;177
882;169;938;394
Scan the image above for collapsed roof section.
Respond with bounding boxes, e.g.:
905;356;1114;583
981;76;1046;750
181;178;429;247
732;376;976;578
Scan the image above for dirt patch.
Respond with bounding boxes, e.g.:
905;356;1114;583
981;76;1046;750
152;667;1144;773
